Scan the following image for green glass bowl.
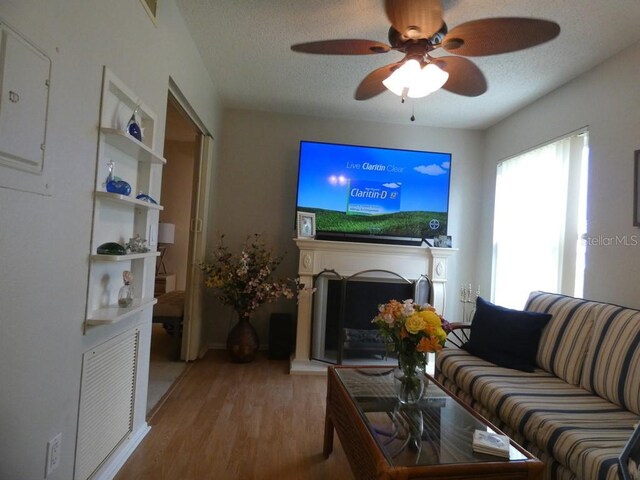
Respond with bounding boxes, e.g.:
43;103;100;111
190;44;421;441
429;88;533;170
97;242;126;255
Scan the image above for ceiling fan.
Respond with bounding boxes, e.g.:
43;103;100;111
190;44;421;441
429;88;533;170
291;0;560;101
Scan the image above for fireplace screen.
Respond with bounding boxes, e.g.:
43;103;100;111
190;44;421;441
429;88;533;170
310;269;432;365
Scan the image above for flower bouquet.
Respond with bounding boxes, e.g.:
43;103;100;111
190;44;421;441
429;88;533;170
372;299;450;403
200;234;300;362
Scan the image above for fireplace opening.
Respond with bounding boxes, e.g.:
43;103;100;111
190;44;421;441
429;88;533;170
310;270;432;365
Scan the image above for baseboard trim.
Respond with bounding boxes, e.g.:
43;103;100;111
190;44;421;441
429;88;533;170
90;423;151;480
289;358;330;375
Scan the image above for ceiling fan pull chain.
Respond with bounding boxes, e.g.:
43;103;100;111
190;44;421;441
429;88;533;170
410;101;416;122
401;85;409;103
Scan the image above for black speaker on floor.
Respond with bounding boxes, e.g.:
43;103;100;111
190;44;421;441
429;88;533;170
268;313;293;360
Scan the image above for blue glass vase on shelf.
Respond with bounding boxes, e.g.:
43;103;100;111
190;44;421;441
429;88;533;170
127;105;142;142
105;161;132;196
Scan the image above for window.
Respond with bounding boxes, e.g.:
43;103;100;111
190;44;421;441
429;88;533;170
492;131;589;308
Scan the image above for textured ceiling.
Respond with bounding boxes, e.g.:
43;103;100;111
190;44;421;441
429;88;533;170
175;0;640;130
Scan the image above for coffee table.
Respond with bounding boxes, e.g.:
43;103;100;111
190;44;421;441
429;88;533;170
323;366;543;480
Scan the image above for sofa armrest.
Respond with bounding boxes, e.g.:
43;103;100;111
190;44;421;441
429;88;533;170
445;323;471;348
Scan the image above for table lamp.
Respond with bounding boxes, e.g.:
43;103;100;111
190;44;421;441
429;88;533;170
157;222;175;275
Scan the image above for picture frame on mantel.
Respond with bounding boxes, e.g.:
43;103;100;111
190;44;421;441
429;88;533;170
433;235;452;248
297;211;316;238
635;150;640;227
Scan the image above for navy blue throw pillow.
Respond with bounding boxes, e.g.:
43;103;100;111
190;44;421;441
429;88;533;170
463;297;552;372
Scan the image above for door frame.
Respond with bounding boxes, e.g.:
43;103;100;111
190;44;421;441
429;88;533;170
166;78;214;361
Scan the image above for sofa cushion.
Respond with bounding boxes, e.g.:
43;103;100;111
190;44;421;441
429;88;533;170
439;372;580;480
580;304;640;415
436;350;557;433
437;375;584;480
463;297;552;372
525;291;599;385
437;348;638;480
533;413;636;480
499;391;636;480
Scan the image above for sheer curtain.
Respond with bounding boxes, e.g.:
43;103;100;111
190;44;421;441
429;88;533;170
492;135;584;309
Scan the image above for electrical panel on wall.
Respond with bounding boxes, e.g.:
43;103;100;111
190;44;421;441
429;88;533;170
0;19;52;196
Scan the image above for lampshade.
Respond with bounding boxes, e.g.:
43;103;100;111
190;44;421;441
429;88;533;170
157;223;175;244
383;59;422;97
383;60;449;99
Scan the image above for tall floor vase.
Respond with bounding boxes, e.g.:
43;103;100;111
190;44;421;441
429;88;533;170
227;315;259;363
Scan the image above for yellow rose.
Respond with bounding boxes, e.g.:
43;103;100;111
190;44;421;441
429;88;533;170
419;310;441;328
405;314;427;334
418;310;447;344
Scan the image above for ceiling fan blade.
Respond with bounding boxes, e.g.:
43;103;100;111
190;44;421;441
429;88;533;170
291;39;391;55
355;62;403;100
432;56;487;97
442;18;560;56
384;0;444;40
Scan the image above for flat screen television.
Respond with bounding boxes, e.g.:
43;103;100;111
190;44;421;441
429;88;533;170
295;140;451;245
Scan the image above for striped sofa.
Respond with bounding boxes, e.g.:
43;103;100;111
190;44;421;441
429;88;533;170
436;291;640;480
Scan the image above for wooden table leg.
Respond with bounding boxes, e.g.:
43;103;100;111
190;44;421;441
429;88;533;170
323;412;334;458
324;368;336;458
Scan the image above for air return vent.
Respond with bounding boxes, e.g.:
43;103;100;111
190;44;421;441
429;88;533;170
75;328;139;480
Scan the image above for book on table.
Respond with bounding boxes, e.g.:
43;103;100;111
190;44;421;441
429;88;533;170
472;430;511;458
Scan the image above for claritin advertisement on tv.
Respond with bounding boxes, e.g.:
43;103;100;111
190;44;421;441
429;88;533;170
296;141;451;243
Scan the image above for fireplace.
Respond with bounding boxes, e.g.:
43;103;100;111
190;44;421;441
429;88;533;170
311;270;432;365
291;238;456;374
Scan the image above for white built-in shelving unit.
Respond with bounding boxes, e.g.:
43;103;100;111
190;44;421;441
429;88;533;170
84;68;166;330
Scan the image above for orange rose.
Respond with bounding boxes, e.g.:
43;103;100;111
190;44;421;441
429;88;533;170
417;336;443;353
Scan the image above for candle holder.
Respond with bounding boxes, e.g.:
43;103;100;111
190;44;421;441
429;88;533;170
460;284;480;323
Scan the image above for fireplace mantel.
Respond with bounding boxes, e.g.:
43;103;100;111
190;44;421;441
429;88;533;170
291;238;456;374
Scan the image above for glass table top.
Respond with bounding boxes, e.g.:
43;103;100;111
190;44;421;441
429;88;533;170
334;367;527;468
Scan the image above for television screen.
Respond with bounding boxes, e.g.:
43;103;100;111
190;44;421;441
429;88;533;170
295;141;451;244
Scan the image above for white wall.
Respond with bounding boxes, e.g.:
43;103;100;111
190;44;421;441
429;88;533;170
0;1;221;479
207;109;485;347
479;41;640;308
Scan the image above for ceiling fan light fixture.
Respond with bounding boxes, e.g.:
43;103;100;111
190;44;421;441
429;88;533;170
383;59;448;99
292;4;560;103
407;62;449;98
382;59;421;96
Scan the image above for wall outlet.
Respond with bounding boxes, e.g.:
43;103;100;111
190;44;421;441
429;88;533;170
45;433;61;477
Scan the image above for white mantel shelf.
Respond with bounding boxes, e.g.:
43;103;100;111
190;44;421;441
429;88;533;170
294;238;455;277
290;238;457;375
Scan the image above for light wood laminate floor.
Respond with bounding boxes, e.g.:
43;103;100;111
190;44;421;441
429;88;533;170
116;350;354;480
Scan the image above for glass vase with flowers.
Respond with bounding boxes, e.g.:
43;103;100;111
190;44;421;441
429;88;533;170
373;299;450;403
